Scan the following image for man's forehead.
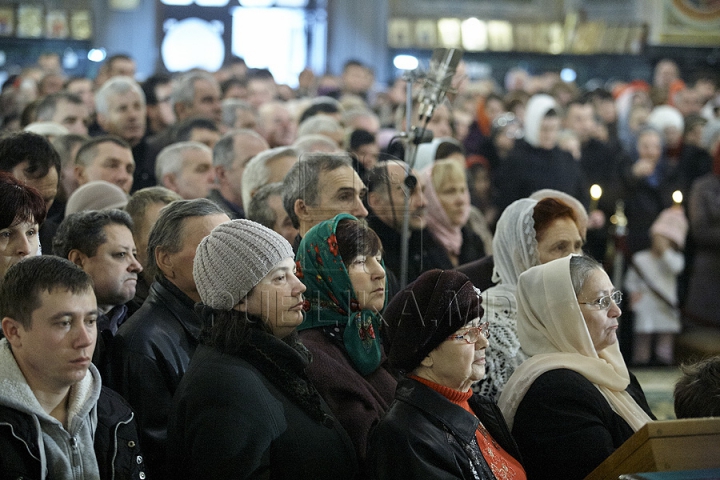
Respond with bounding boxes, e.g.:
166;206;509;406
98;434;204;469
193;79;219;94
319;167;365;196
34;287;97;313
109;90;143;106
100;223;134;244
95;142;133;159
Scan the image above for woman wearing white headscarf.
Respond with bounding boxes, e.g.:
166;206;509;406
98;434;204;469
499;255;654;480
474;196;584;400
494;94;588;212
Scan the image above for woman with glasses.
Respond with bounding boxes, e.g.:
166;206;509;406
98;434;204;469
369;269;526;480
499;255;655;480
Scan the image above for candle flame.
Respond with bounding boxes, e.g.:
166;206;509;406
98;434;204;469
672;190;683;204
590;184;602;200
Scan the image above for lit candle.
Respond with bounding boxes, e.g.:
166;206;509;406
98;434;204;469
672;190;683;206
589;184;602;211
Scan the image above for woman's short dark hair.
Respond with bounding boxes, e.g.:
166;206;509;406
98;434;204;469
200;307;272;356
335;218;382;267
533;197;578;242
0;171;47;230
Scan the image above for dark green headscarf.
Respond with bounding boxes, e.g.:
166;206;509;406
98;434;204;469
296;213;387;376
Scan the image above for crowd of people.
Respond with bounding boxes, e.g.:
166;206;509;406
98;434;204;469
1;50;720;479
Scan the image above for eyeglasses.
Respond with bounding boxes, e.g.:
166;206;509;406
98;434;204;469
579;290;623;310
447;323;491;343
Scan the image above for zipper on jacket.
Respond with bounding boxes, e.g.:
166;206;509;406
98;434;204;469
70;434;84;480
0;421;43;462
110;410;135;480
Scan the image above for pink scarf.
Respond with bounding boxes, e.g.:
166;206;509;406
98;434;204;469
421;166;471;257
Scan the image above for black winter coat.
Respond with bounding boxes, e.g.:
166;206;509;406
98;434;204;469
423;225;486;271
368;378;522;480
511;369;655;480
495;139;589;213
167;330;359;479
0;387;146;480
112;278;203;479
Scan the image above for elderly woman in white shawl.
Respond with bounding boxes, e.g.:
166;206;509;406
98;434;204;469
499;255;655;480
474;195;585;399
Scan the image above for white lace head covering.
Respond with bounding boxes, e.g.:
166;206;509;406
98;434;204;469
523;94;558;148
491;198;539;286
498;256;653;431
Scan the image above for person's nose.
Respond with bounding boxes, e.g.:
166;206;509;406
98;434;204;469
476;329;489;348
128;253;143;273
411;187;427;210
291;272;306;296
74;322;95;350
608;300;621;318
117;169;132;187
370;257;386;280
352;197;369;218
14;234;32;257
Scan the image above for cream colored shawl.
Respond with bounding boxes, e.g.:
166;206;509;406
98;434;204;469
498;255;653;432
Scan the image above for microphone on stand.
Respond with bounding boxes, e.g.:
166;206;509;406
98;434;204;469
398;48;463;288
415;48;463;128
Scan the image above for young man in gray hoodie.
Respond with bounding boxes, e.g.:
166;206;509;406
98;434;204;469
0;255;146;479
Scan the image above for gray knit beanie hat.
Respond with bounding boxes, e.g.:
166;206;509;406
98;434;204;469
193;219;295;310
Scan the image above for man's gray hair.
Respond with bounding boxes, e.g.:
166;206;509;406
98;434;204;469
156;141;212;183
171;71;218;112
292;134;338;155
51;134;89;169
221;99;255;128
36;92;84;122
342;108;379;128
212;128;265;168
95;76;145;115
241;146;298;209
282;153;353;229
125;186;182;234
145;198;226;280
247;182;284;230
297;115;344;139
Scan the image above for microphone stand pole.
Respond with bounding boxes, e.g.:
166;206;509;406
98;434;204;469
399;75;415;289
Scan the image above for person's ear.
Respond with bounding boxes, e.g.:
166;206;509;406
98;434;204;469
174;103;188;120
420;354;434;368
294;198;310;222
367;191;379;210
2;317;23;346
162;173;178;192
215;165;227;183
155;247;173;279
96;112;108;131
74;164;87;185
67;249;88;268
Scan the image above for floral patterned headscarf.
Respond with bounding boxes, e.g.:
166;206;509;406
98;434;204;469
296;213;387;376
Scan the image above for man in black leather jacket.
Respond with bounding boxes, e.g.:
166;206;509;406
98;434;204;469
112;198;229;479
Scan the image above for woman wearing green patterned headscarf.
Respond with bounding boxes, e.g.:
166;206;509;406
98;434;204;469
296;213;397;468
